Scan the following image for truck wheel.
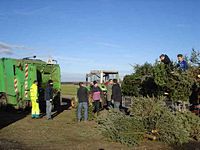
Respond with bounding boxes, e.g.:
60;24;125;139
0;94;7;108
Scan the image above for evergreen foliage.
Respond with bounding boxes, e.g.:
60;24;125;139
97;111;145;146
122;50;200;102
190;48;200;65
129;96;190;144
175;111;200;141
97;97;200;146
97;50;200;146
76;104;95;121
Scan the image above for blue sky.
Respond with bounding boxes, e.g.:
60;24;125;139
0;0;200;81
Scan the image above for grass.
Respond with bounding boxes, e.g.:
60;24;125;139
0;109;135;150
61;84;78;96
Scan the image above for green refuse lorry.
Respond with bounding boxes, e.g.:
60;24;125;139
0;57;61;109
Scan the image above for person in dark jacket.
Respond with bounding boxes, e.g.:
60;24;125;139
160;54;172;65
112;79;122;110
45;80;54;120
160;54;174;71
177;54;188;71
92;81;101;116
77;82;89;122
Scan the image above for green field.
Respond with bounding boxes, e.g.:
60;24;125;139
61;84;78;96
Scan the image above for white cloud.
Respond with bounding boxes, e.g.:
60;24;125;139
0;42;14;54
0;49;13;55
0;41;34;55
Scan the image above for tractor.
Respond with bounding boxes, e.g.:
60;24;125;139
86;70;119;107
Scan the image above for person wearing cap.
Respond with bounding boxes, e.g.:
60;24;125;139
177;54;188;71
30;80;40;119
45;80;54;120
92;81;101;116
77;82;89;122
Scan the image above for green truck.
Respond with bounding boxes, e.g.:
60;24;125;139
0;57;61;109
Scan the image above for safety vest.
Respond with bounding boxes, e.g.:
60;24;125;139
30;84;38;100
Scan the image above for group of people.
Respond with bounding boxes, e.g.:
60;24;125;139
159;53;188;71
30;80;54;120
77;79;122;122
29;53;187;122
30;78;122;122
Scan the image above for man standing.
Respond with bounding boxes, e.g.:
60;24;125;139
177;54;188;71
45;80;54;120
106;79;113;108
30;80;40;119
112;79;122;111
77;82;89;122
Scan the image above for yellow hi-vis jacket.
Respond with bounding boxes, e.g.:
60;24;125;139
30;83;38;100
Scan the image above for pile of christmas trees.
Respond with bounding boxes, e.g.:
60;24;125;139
122;50;200;107
97;97;200;146
97;50;200;146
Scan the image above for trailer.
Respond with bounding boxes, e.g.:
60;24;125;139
0;57;61;109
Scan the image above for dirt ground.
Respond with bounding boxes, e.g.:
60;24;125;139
0;106;199;150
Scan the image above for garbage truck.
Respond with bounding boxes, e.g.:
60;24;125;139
0;57;61;109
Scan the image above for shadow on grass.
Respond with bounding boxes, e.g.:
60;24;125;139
0;97;72;129
0;105;30;129
171;141;200;150
51;97;72;119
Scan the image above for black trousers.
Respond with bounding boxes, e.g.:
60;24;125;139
93;100;100;113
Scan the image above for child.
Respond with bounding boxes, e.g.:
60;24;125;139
177;54;188;71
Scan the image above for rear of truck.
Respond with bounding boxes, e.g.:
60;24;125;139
35;62;61;112
0;58;61;109
0;58;21;107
